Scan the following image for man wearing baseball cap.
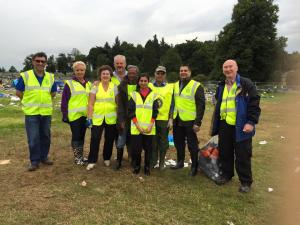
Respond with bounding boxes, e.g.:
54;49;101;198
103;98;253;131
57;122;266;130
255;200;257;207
148;66;174;170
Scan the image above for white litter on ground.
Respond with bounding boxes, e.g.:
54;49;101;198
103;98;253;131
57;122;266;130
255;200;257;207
138;176;144;182
0;160;11;165
280;136;285;139
81;180;87;187
294;167;300;173
165;159;176;166
184;163;188;168
0;104;4;107
268;187;274;192
259;140;268;145
10;96;20;101
226;221;235;225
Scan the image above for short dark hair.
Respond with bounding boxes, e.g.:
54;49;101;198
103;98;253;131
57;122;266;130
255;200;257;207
32;52;47;61
180;65;191;71
97;65;113;78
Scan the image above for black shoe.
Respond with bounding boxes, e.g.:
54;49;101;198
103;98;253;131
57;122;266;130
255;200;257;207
239;184;251;193
28;164;39;171
41;159;54;165
114;161;122;170
214;176;231;185
133;167;140;174
189;167;197;176
144;167;150;176
171;161;184;170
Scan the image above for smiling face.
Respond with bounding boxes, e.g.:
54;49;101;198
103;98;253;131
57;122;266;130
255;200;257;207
223;60;238;80
114;56;126;74
73;64;86;80
179;66;191;79
138;76;149;89
155;71;165;83
100;69;111;82
32;56;47;74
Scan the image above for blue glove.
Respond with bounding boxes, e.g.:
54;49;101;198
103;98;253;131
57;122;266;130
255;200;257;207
86;119;93;128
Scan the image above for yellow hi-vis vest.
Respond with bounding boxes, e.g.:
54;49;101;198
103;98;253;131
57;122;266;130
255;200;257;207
111;75;121;86
20;70;54;115
148;82;174;121
127;84;137;100
173;79;200;121
130;91;157;135
65;79;91;122
93;82;117;126
220;82;237;125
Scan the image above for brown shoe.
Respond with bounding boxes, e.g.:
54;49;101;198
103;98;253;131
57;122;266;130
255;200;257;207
28;164;39;171
41;159;54;165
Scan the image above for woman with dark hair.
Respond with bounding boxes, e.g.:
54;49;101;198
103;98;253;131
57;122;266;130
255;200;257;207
86;65;118;170
128;74;160;175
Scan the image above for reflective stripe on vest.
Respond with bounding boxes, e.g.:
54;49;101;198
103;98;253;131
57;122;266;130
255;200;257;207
21;70;54;115
66;80;91;122
130;91;157;135
220;82;237;125
148;83;174;121
173;80;200;121
92;82;117;125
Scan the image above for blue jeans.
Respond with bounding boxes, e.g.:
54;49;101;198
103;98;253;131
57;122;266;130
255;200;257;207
25;115;51;165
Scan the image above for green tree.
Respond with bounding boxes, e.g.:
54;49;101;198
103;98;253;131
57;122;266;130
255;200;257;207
141;35;160;74
46;55;56;73
22;54;34;71
160;48;182;74
213;0;279;81
8;66;18;73
56;53;70;74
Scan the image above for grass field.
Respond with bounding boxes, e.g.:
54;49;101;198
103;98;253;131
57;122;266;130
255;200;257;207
0;90;292;225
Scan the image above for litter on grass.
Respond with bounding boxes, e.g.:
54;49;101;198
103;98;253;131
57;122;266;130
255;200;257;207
268;187;274;192
259;140;268;145
294;167;300;173
280;136;285;139
10;96;20;101
0;160;11;165
80;180;87;187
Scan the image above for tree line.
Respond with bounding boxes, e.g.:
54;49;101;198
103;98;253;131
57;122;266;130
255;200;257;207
2;0;300;82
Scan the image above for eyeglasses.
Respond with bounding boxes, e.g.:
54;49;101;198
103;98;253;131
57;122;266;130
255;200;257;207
35;60;46;64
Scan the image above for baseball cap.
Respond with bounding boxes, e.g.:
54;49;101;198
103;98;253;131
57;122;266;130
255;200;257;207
155;66;166;73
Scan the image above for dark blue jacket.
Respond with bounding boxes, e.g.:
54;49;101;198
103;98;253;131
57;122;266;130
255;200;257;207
211;74;261;142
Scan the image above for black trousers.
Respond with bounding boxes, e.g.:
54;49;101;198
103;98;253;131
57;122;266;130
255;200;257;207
173;125;199;163
219;120;253;185
88;122;117;163
69;116;87;148
131;134;153;169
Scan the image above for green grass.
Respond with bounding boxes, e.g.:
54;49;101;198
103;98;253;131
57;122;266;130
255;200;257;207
0;89;286;225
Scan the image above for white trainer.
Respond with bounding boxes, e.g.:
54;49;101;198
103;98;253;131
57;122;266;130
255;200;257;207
86;163;96;171
104;160;110;167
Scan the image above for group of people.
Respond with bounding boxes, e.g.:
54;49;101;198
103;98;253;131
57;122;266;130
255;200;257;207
16;52;260;193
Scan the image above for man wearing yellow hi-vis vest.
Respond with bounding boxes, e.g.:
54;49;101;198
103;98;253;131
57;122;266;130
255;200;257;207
128;74;160;176
61;61;91;165
148;66;174;170
16;52;57;171
171;65;205;177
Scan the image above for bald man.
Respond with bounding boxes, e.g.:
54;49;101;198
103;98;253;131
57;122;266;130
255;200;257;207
211;59;261;193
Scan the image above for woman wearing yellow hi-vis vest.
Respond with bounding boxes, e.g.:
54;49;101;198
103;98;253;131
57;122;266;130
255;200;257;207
85;65;118;171
128;74;160;176
61;61;91;165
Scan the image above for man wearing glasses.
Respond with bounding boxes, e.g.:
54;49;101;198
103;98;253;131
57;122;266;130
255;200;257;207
16;52;57;171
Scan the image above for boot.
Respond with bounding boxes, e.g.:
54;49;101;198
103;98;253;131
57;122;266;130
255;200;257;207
114;148;124;170
189;150;199;176
144;166;150;176
171;160;184;169
73;147;85;165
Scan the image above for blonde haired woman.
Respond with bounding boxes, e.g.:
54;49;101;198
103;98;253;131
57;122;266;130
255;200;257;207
61;61;91;165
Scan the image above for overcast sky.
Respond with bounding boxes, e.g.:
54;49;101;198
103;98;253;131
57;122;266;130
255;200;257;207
0;0;299;70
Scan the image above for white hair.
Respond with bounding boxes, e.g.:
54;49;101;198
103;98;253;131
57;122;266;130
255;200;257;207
72;61;86;70
114;55;126;63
